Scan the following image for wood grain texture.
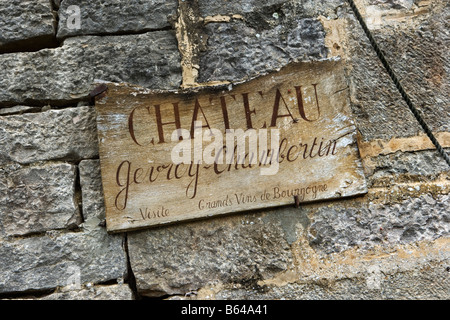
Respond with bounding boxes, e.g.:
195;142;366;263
95;60;367;232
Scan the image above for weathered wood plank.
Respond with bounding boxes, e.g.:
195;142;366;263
95;60;367;232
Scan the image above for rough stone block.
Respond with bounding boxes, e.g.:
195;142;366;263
363;0;449;134
57;0;178;39
364;149;450;184
198;0;287;16
195;0;348;84
198;19;328;82
0;226;127;294
346;1;449;139
40;284;134;300
203;254;449;299
0;31;181;105
79;160;105;221
0;163;80;237
127;212;293;297
345;16;421;140
0;106;98;165
127;177;449;298
198;0;345;18
308;193;450;254
0;0;56;53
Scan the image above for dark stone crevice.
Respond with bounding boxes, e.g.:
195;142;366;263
123;233;141;300
58;25;174;43
0;35;59;55
0;288;56;300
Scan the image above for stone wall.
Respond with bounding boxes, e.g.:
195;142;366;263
0;0;448;300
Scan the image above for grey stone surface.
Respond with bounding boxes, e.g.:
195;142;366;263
0;226;127;294
128;212;293;297
211;259;449;299
346;15;421;141
0;106;98;165
198;0;287;16
127;185;449;298
57;0;178;39
198;0;345;18
195;0;348;84
308;193;450;254
367;150;450;183
79;160;105;221
0;31;181;105
0;163;80;237
367;2;450;134
198;19;328;82
346;1;449;139
40;284;134;300
368;0;414;10
0;0;56;52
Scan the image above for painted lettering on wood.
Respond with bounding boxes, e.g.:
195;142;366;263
95;61;367;232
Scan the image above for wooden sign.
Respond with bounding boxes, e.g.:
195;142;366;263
95;61;367;232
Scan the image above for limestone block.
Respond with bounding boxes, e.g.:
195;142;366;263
57;0;178;39
0;227;127;294
0;106;98;165
0;0;56;52
79;160;106;221
127;212;293;297
0;163;80;237
0;31;181;105
198;19;328;82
